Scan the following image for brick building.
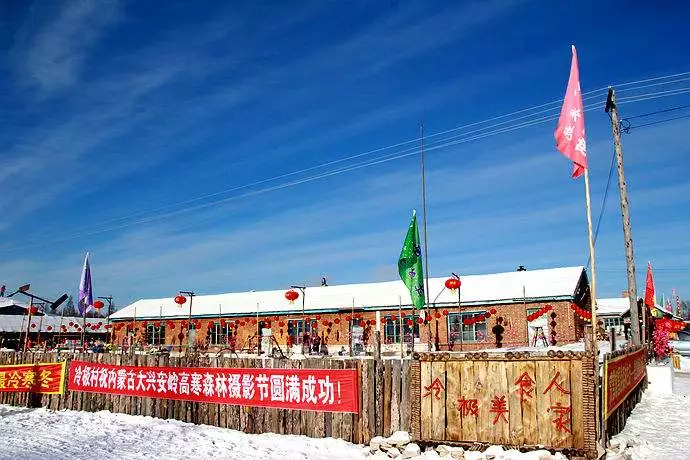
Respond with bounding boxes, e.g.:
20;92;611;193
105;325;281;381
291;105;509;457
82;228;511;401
109;266;591;355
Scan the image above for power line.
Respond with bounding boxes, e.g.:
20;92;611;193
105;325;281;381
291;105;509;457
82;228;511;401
70;74;690;232
625;113;690;132
617;87;690;104
5;72;690;251
623;104;690;120
586;146;617;269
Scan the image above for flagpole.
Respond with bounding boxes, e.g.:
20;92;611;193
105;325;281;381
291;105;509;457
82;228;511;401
420;123;432;351
399;296;404;359
584;168;601;442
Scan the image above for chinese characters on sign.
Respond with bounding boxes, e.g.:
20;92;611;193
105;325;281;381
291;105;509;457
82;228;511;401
422;377;445;400
68;361;359;413
0;362;66;394
604;348;647;420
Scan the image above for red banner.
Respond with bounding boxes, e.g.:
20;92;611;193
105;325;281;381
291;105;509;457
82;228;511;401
68;361;359;413
0;362;66;394
604;348;647;419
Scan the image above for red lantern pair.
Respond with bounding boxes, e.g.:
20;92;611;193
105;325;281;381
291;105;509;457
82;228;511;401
527;305;553;322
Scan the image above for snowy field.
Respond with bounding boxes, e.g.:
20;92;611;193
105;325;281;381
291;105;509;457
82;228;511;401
0;406;363;460
607;364;690;460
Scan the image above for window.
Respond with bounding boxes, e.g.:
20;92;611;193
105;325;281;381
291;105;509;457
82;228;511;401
384;316;401;343
447;312;487;343
382;315;421;344
604;317;621;328
146;324;166;345
209;323;232;345
287;319;316;342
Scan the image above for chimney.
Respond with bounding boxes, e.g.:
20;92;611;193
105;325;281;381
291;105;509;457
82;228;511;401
517;265;527;272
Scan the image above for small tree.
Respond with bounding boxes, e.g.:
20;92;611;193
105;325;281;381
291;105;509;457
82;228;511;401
60;295;77;316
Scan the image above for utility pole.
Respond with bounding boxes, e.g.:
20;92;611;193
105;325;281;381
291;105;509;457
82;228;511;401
605;87;641;346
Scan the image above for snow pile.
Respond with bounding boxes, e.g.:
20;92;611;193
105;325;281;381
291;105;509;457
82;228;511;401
0;405;363;460
606;366;690;460
363;432;566;460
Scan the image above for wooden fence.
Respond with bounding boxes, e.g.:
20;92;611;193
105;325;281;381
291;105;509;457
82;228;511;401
601;346;648;442
410;351;598;458
0;352;411;444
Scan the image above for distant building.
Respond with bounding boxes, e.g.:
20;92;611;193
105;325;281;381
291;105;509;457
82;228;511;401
109;266;592;355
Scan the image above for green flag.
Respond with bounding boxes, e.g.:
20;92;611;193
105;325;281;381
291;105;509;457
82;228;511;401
398;211;426;310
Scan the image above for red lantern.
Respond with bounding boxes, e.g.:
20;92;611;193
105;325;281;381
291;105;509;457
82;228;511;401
174;295;186;305
345;315;351;321
252;319;257;325
28;306;39;315
406;319;414;327
316;315;321;320
391;315;397;321
442;310;449;316
279;321;285;327
354;313;361;319
490;308;497;315
153;321;160;328
445;277;461;293
69;322;74;327
322;320;329;326
425;314;432;322
104;324;112;330
85;322;91;327
240;321;246;326
274;316;280;321
485;312;492;318
46;326;53;332
93;300;105;310
417;317;424;325
266;321;272;328
359;320;366;327
312;321;318;328
181;320;188;327
381;318;387;324
285;290;299;303
334;318;341;325
435;312;441;319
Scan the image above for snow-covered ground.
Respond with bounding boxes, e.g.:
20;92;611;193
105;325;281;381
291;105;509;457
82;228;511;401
0;405;363;460
607;364;690;460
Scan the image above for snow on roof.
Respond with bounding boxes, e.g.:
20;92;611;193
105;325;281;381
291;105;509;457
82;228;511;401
110;266;586;321
0;297;25;310
597;298;631;316
0;315;107;333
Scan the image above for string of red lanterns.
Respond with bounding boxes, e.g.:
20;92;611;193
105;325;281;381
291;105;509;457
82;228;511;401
462;308;498;325
569;303;592;321
527;305;553;322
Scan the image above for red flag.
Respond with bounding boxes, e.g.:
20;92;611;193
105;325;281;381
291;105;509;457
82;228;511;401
644;262;656;309
554;45;588;178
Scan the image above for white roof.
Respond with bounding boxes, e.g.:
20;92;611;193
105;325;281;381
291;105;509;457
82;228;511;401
111;266;586;320
0;315;108;333
597;298;631;316
0;297;25;309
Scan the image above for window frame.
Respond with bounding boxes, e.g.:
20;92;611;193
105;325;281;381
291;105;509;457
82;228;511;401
145;324;166;346
447;311;487;343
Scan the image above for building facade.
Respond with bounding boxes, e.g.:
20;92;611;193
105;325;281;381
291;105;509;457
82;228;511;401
109;266;591;355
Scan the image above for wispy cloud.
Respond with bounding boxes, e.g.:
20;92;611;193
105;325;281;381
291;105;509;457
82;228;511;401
14;0;122;93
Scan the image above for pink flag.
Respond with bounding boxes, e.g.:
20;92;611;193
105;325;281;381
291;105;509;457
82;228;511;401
554;45;588;178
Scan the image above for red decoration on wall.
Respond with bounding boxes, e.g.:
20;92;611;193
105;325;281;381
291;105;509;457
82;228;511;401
46;326;53;332
358;320;366;328
406;319;413;327
416;317;424;325
435;312;441;319
442;310;449;316
345;316;351;321
334;318;341;325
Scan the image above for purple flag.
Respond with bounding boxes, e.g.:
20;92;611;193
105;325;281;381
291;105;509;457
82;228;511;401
78;252;93;316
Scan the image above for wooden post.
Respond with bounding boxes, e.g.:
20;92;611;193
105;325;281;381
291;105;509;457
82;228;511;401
609;327;616;352
606;87;641;346
419;123;432;352
374;331;381;360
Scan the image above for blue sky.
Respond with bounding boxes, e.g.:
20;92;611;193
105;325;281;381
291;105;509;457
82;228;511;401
1;1;690;309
